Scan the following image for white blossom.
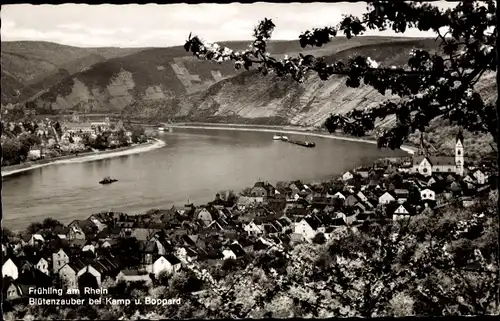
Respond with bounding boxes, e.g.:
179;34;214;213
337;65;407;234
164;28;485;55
465;88;473;98
480;44;494;54
438;77;447;84
366;57;379;68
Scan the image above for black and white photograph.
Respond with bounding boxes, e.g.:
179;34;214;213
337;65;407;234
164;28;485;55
1;1;499;319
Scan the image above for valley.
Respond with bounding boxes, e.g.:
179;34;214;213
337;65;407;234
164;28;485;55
2;37;497;134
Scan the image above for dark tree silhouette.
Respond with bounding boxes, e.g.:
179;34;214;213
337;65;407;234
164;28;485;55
185;1;496;148
185;0;499;304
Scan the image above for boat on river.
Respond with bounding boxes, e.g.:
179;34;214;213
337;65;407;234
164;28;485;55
288;135;316;148
273;133;288;141
99;176;118;185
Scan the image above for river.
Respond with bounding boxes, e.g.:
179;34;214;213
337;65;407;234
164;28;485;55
2;128;407;230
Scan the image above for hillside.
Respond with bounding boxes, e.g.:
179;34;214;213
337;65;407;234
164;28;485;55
23;37;434;117
1;41;147;104
7;37;496;135
171;38;496;131
146;39;438;124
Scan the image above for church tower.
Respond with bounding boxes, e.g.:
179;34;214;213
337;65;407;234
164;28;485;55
455;129;464;176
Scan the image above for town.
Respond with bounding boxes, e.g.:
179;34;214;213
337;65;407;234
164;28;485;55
2;131;497;316
1;104;148;167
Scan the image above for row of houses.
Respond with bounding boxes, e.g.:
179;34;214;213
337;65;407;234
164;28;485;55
3;160;495;303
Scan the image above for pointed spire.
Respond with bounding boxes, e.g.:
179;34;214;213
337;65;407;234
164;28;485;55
456;128;464;143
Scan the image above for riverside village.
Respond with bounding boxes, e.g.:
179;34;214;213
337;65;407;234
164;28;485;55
2;129;498;315
1;107;149;168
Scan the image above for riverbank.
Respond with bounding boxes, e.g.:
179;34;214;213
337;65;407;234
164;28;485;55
1;138;166;177
169;123;417;155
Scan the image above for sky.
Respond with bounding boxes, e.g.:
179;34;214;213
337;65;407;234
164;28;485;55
1;2;459;48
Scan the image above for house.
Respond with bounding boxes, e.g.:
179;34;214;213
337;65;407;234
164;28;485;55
148;255;182;276
207;219;225;231
88;215;108;232
222;248;237;260
4;282;30;301
394;189;409;204
411;132;464;176
228;242;246;258
20;233;45;247
116;270;152;283
345;195;361;207
69;239;87;249
473;169;488;185
2;258;19;280
420;188;436;202
251;182;275;198
356;191;369;203
294;217;320;241
27;147;41;160
262;223;280;235
276;217;293;233
77;265;103;288
378;192;396;205
393;204;412;221
196;207;214;226
463;175;476;189
332;192;346;200
68;220;97;240
82;243;96;254
53;226;70;239
355;168;370;178
243;221;264;236
35;257;51;275
342;171;354;181
52;249;70;273
288;181;306;195
59;262;85;289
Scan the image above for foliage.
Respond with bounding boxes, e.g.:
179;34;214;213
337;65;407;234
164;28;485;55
312;232;327;244
41;217;63;230
124;124;146;143
240;187;253;196
184;1;497;149
2;227;15;243
1;137;23;165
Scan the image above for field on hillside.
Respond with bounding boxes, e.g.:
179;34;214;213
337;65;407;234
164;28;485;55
1;41;147;104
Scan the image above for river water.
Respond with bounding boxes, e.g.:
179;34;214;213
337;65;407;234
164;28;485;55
2;128;406;230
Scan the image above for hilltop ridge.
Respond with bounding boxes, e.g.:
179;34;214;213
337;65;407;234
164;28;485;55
2;37;496;131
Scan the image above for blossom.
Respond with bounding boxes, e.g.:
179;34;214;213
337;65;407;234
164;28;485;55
366;57;379;68
480;45;493;54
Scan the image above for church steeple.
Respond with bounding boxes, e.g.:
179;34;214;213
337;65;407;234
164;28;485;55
456;129;464;144
455;128;464;176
